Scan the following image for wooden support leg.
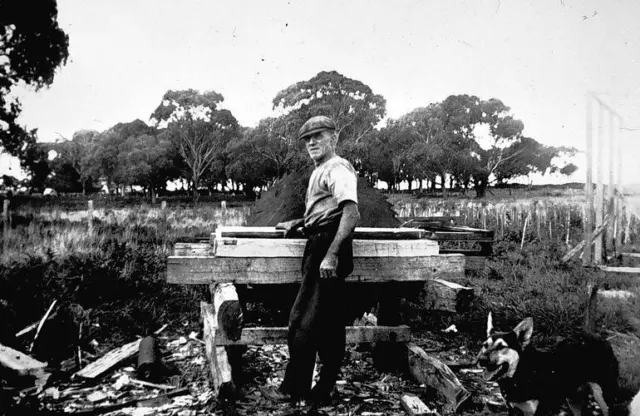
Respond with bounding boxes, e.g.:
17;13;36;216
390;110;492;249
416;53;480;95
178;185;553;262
201;282;243;402
373;282;406;372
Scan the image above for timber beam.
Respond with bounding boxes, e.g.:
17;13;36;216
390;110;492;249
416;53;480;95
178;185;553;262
167;254;466;285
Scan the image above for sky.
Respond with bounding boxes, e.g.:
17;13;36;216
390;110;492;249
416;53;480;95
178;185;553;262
3;0;640;187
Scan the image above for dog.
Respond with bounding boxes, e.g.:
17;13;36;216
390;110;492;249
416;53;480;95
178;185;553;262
476;313;619;415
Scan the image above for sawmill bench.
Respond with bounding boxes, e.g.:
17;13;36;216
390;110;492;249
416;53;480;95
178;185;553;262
166;226;472;402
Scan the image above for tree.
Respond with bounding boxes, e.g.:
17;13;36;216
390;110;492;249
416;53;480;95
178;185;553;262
83;130;121;194
118;133;175;203
1;0;69;159
493;137;578;185
49;130;98;194
272;71;387;167
81;120;157;195
225;126;284;198
151;89;239;202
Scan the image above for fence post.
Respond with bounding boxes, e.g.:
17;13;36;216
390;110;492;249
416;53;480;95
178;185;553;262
161;200;167;245
607;112;616;254
3;199;9;257
584;94;594;265
594;104;604;264
88;200;93;233
615;118;623;249
566;206;571;246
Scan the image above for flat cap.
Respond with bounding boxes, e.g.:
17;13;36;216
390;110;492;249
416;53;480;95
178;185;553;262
298;116;336;140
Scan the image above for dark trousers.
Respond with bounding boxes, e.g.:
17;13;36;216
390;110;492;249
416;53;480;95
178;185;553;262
280;230;353;399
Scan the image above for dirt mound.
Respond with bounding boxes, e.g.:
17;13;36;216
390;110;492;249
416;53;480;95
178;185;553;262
248;168;399;227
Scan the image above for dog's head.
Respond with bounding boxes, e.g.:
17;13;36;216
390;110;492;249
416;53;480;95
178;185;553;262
476;313;533;381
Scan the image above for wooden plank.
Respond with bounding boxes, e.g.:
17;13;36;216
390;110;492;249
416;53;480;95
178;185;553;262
218;226;426;240
215;325;411;345
167;254;466;285
215;238;439;258
561;214;610;263
426;232;493;243
621;253;640;258
406;342;470;413
76;326;166;379
0;343;47;377
597;266;640;274
174;243;211;256
76;339;141;379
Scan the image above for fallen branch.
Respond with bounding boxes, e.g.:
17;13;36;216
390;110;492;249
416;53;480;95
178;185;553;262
561;214;611;263
29;299;57;353
15;311;58;338
129;378;176;390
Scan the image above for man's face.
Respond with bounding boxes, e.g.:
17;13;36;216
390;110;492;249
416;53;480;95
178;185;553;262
303;130;335;164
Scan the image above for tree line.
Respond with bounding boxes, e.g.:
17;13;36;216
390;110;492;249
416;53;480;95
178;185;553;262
1;3;576;201
26;71;574;201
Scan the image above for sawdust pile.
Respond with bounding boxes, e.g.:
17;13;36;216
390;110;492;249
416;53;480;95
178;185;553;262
247;168;399;227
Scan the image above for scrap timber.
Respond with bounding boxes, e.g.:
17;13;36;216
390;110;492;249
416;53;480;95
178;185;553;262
167;225;469;403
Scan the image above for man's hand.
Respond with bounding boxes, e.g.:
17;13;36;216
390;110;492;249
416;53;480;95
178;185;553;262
275;218;304;238
319;252;339;279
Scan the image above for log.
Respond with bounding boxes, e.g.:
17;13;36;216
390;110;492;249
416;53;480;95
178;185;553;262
201;282;239;399
401;393;436;416
215;325;411;345
214;238;439;258
0;343;47;377
167;254;466;285
423;278;474;313
218;226;426;239
406;342;470;414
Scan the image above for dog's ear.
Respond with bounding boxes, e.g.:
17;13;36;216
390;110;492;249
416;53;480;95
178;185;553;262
486;312;494;338
513;317;533;348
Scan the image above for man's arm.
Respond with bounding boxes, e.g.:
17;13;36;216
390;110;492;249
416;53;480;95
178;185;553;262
275;218;305;237
319;201;360;279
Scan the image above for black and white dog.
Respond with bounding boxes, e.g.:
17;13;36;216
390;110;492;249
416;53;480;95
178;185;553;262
476;313;619;415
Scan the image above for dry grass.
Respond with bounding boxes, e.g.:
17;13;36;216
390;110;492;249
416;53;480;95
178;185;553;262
1;191;639;397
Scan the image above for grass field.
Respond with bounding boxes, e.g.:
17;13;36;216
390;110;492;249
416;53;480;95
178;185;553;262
1;188;639;398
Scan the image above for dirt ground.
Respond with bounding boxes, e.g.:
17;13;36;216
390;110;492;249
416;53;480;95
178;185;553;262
17;323;507;416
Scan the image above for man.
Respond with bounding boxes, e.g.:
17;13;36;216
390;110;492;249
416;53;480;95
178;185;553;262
271;115;360;405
